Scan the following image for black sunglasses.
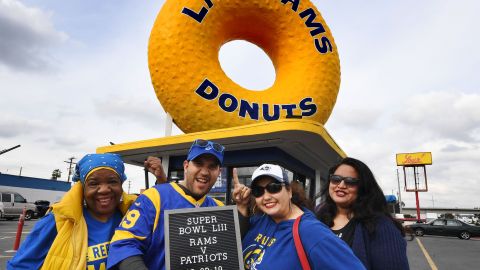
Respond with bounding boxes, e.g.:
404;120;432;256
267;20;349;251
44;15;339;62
329;174;360;186
192;139;225;153
251;182;285;198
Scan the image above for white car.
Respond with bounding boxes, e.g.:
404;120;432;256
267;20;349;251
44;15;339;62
0;190;37;220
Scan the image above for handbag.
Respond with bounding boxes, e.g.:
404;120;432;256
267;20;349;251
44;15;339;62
293;215;312;270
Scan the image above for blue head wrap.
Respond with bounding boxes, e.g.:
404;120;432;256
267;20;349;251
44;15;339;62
72;153;127;183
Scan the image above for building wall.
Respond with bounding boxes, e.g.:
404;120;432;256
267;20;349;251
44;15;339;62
402;207;480;216
0;173;71;203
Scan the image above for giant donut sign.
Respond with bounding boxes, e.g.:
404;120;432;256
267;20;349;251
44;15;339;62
149;0;340;133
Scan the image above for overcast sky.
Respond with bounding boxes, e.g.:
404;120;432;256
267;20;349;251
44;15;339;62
1;0;479;208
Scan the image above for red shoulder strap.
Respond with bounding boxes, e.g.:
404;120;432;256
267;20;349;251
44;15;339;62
293;215;312;270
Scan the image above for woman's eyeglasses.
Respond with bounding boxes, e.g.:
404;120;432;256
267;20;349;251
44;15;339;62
329;175;359;187
192;139;225;153
251;182;285;198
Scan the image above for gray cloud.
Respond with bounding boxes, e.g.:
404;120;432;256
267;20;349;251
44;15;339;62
441;144;470;153
0;115;47;138
394;92;480;143
0;0;67;71
93;96;166;128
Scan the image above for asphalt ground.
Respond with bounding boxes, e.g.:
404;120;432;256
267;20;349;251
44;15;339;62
1;218;479;270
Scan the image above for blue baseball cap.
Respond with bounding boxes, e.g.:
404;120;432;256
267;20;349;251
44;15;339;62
187;139;224;165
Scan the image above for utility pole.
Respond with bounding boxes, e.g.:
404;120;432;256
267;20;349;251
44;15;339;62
128;180;131;194
396;168;403;212
64;157;76;182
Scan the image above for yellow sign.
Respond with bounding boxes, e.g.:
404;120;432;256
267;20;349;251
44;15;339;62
396;152;432;166
148;0;340;133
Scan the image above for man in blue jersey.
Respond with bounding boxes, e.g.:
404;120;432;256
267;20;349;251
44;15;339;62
107;139;225;270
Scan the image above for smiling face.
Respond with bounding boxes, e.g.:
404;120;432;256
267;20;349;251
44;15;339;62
329;164;359;210
84;168;123;222
183;154;221;198
253;177;292;223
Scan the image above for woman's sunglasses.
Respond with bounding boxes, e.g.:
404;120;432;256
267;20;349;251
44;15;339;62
192;139;225;153
329;174;360;187
251;182;285;198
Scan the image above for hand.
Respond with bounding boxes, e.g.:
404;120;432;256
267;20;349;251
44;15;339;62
232;168;251;217
144;156;167;184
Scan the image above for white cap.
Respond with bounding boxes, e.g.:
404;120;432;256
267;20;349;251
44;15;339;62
251;164;289;186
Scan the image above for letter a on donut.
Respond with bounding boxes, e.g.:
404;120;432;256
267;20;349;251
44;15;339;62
149;0;340;133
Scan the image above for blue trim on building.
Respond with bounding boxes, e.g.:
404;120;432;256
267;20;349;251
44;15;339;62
0;174;71;191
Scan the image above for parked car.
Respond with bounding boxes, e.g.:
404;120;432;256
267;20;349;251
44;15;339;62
407;218;480;240
34;200;50;217
0;190;37;220
457;214;475;224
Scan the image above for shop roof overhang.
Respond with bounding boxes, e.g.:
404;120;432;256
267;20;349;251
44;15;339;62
96;119;346;178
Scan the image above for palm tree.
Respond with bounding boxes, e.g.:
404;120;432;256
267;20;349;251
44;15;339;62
51;169;62;180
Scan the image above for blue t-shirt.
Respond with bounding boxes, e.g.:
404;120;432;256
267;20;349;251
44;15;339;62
6;209;122;270
242;210;366;270
85;210;122;270
107;182;223;270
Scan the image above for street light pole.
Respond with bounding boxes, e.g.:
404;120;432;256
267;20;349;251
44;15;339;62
396;168;403;212
0;145;21;156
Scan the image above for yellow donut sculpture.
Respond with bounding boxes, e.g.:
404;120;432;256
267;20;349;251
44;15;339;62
149;0;340;133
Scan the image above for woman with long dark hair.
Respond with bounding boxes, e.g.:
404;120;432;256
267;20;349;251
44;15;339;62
315;157;409;270
234;164;365;270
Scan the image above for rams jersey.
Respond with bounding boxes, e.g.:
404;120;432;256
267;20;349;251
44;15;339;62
107;182;223;270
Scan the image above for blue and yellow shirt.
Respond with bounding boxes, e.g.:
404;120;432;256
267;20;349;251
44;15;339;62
7;209;122;270
84;210;122;270
107;182;223;270
242;210;366;270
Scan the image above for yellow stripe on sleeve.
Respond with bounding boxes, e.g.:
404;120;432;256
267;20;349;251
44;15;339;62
110;230;146;243
142;187;161;232
213;198;225;206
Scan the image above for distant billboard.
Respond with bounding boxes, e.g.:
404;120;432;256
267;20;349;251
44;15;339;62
396;152;432;166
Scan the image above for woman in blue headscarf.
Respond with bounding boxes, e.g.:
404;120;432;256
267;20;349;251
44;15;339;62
7;153;137;270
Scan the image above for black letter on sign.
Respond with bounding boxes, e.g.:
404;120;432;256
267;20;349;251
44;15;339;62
299;8;326;37
263;104;280;121
281;0;299;12
182;0;214;23
299;97;317;117
281;104;297;117
314;36;333;54
195;79;219;100
239;100;259;120
219;93;239;112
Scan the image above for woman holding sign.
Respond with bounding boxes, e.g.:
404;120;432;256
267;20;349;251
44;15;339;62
233;164;365;270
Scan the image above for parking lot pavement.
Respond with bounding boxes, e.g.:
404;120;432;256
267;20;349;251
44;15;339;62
0;219;35;270
407;237;432;270
2;219;479;270
413;235;480;269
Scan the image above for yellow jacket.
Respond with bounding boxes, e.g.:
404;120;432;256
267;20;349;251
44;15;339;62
40;182;136;270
